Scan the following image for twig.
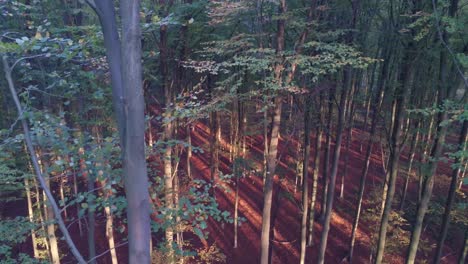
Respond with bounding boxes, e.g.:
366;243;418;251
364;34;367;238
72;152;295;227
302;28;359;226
87;242;128;263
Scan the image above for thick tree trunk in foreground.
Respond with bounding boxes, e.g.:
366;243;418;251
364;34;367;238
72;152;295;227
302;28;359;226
87;1;152;262
120;0;151;262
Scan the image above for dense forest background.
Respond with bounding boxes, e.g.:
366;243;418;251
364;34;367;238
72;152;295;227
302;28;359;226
0;0;467;263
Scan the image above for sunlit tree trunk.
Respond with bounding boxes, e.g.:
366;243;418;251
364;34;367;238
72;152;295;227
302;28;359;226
104;205;118;264
42;161;61;264
24;176;39;258
33;176;51;257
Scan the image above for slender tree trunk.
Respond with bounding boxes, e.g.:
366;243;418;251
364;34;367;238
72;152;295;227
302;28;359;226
349;77;385;262
317;69;350;264
233;93;242;249
260;1;285;262
320;89;333;220
33;176;51;257
260;96;283;264
418;113;435;202
433;121;467;264
187;123;192;179
73;170;83;237
59;175;67;219
87;171;96;264
340;78;356;199
104;205;118;264
405;99;451;264
299;95;312;264
44;180;60;264
233;170;240;249
307;96;323;246
24;177;39;259
459;231;468;264
263;104;268;183
374;54;414;264
399;121;420;211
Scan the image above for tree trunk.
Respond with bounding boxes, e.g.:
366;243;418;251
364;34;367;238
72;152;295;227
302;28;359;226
120;0;152;262
340;78;356;199
260;96;283;264
433;121;467;264
405;101;450;263
87;171;96;264
44;168;61;264
317;69;350;264
260;1;285;262
86;1;152;260
307;95;323;246
299;95;312;264
104;205;119;264
459;231;468;264
320;89;333;220
374;54;414;264
349;68;386;261
24;177;39;259
399;121;420;211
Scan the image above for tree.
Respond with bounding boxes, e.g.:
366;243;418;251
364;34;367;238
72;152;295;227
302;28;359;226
85;0;151;262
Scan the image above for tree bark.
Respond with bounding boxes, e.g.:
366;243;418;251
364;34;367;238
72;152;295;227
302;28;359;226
260;1;285;263
87;0;152;262
120;0;152;262
320;89;333;220
24;176;39;259
307;95;323;246
299;95;312;264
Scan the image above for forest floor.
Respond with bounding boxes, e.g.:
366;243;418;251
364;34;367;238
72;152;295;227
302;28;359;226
183;115;463;264
5;110;464;264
